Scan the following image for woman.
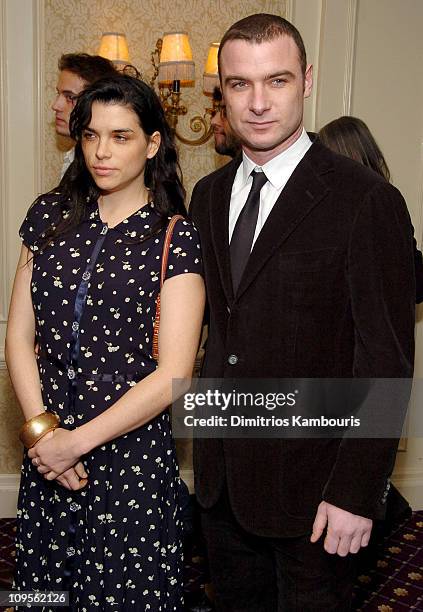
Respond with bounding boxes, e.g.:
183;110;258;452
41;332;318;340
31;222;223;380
319;115;423;302
6;74;205;610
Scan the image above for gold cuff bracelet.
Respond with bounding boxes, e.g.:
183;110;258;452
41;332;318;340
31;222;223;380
19;411;60;448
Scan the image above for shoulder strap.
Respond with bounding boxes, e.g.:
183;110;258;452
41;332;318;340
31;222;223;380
152;215;184;362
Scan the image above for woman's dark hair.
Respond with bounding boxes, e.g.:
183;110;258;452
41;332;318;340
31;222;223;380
318;116;390;181
42;74;186;247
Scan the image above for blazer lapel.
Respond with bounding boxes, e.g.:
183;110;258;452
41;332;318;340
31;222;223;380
209;156;241;304
235;142;333;301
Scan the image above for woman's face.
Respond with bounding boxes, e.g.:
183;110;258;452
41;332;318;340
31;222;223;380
81;101;160;194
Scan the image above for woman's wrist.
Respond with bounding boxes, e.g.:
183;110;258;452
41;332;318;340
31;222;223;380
19;411;60;448
71;426;93;456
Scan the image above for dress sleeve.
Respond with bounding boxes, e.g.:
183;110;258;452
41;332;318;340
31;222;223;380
164;218;203;280
19;195;61;253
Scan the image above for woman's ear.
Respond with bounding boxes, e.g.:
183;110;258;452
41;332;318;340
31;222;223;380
147;131;161;159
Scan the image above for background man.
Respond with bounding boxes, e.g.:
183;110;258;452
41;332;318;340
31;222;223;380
190;13;415;611
211;86;241;158
51;53;117;177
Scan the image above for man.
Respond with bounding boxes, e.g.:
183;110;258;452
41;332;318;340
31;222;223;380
211;86;241;158
51;53;117;177
189;13;415;611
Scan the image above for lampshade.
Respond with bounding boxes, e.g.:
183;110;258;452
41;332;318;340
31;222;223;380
158;32;195;85
203;42;220;93
98;32;130;65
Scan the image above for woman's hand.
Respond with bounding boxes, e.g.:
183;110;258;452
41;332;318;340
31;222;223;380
55;461;88;491
28;427;83;479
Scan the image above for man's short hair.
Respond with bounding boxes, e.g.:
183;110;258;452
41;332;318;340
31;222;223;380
212;86;222;103
218;13;307;76
58;53;118;85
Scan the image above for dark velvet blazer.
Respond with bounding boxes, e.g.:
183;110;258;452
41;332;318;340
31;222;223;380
189;140;415;538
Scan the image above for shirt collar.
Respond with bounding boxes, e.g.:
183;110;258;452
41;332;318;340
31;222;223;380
63;147;75;163
241;128;312;189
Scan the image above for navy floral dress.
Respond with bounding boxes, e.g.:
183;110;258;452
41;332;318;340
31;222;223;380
14;193;202;611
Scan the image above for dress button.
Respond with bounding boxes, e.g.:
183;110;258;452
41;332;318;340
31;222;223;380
228;354;238;365
70;502;80;512
67;367;76;380
82;271;91;281
66;546;76;557
72;321;79;332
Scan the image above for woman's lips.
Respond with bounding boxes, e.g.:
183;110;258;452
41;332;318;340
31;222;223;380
92;166;115;176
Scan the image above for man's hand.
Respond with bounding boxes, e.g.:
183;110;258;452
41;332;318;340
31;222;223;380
310;501;372;556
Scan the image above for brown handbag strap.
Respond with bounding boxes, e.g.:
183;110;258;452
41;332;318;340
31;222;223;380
152;215;184;362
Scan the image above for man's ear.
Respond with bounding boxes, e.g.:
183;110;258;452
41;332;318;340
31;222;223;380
303;64;313;99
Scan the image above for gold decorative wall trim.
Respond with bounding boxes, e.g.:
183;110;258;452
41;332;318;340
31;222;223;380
0;1;8;323
0;474;19;518
342;0;358;115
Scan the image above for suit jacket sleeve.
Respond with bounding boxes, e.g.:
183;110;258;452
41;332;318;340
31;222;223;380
189;180;210;331
322;181;415;519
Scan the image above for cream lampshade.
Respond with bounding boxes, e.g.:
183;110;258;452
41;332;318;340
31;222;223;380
158;32;195;85
203;42;220;93
98;32;130;65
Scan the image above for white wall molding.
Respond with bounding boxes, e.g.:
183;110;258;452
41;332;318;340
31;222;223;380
0;0;41;358
292;0;325;132
34;0;44;194
392;467;423;511
342;0;358;115
0;1;9;324
285;0;295;22
0;474;20;518
309;1;324;131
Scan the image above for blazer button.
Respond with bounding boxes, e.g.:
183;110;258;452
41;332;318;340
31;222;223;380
228;354;238;365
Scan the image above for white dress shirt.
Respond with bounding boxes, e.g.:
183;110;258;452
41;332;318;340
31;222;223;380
229;129;312;246
60;147;75;179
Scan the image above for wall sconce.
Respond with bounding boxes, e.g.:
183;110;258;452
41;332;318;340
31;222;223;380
98;31;220;146
150;37;220;146
203;42;220;93
98;32;130;66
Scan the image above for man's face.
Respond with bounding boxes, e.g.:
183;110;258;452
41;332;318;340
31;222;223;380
51;70;86;137
220;36;312;163
211;106;240;158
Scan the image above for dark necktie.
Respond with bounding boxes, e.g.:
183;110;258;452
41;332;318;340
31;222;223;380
230;169;268;293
